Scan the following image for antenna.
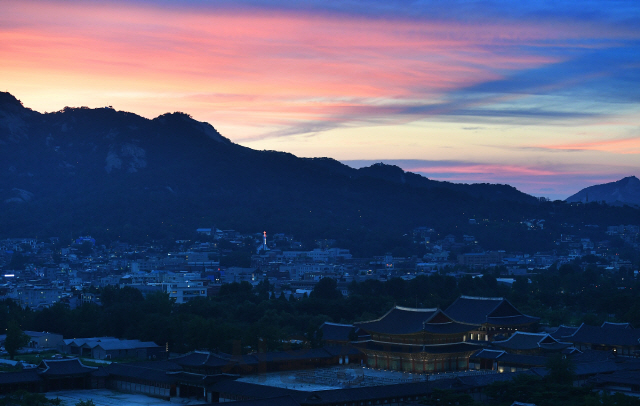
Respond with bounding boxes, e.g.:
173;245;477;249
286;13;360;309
258;231;269;253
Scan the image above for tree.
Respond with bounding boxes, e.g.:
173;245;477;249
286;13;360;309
0;390;62;406
310;277;342;300
4;321;30;360
546;353;576;386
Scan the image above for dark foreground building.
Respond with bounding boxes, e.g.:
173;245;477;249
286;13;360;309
321;296;540;374
353;307;480;373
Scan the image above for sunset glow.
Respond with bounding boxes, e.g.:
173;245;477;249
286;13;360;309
2;0;639;199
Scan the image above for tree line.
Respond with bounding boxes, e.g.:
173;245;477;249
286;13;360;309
1;263;639;356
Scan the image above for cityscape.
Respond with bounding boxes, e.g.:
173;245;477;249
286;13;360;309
0;218;639;404
2;0;640;404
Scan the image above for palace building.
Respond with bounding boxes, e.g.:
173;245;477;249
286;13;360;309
352;307;481;373
320;296;540;374
445;296;540;341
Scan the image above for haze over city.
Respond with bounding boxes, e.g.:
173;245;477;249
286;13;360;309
2;0;639;199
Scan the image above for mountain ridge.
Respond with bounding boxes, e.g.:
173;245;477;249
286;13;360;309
5;91;637;255
0;90;536;201
566;176;640;207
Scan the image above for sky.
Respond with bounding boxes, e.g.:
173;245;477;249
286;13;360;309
1;0;639;200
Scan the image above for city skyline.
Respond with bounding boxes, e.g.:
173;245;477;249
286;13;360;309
2;0;639;199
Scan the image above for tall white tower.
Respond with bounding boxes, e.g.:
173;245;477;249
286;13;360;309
257;231;270;253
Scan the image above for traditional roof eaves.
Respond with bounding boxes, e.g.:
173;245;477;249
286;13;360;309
566;323;586;338
38;358;98;375
423;309;450;325
601;321;632;329
322;322;356;327
354;306;437;326
487;297;525;318
446;296;530;325
459;295;503;301
472;349;506;359
395;306;439;312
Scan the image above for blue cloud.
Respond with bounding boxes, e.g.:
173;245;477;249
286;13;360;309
115;0;640;24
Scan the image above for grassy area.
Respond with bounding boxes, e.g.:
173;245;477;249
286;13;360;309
78;358;109;367
9;350;60;365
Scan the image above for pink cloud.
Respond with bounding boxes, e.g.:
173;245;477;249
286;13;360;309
394;161;636;199
407;164;560;177
0;3;582;114
2;0;638;144
536;137;640;154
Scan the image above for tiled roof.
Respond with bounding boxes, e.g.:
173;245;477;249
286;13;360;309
423;322;480;335
496;353;548;367
204;354;239;368
549;325;579;339
355;307;477;335
574;360;619;376
493;332;571;351
528;367;548;378
470;349;505;360
320;322;356;342
24;331;59;338
91;340;160;351
105;362;174;383
486;315;540;326
568;349;640;376
171;351;210;366
90;367;110;378
126;360;182;371
590;370;640;386
445;296;504;324
37;359;97;376
567;324;640;347
0;369;42;384
173;347;358;370
569;349;615;364
601;322;632;330
421;343;482;354
171;351;247;369
360;340;481;354
617;359;640;371
227;354;260;366
63;337;119;346
169;371;236;385
446;296;539;326
355;307;437;334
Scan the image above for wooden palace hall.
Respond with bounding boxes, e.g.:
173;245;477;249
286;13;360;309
322;296;540;374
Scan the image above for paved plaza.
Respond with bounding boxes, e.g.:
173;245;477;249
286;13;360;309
46;389;208;406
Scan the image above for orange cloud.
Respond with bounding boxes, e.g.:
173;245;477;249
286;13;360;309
0;2;570;120
537;137;640;154
2;0;638;148
407;164;560;177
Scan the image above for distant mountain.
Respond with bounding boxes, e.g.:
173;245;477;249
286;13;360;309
8;90;633;254
566;177;640;207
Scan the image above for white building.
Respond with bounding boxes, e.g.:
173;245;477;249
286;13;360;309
162;281;206;304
